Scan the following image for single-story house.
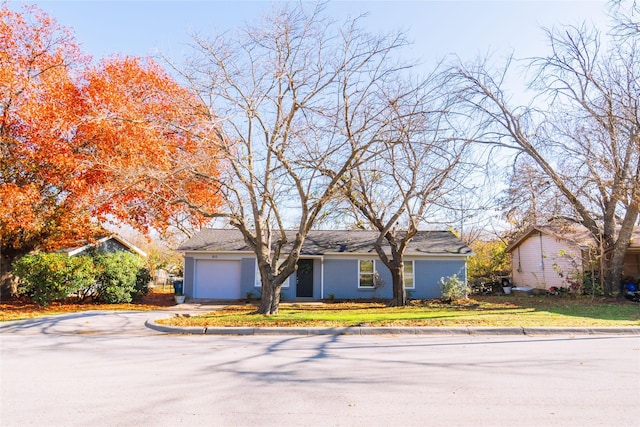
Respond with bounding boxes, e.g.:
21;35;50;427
62;235;147;258
178;229;472;300
506;225;640;290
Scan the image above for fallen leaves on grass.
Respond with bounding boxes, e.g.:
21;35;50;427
157;295;640;328
0;290;176;322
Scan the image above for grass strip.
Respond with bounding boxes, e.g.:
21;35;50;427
158;296;640;328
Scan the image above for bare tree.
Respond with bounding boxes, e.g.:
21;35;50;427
610;0;640;38
453;18;640;295
500;157;572;233
339;72;470;306
441;157;502;246
166;4;418;314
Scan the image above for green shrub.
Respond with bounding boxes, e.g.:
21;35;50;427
13;253;96;306
439;274;469;303
580;273;604;296
94;252;149;304
133;267;152;301
14;250;150;305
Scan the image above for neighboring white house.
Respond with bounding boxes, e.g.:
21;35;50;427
507;225;640;290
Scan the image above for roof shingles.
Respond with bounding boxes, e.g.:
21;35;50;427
178;229;472;256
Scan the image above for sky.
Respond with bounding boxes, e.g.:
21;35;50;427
16;0;612;69
9;0;615;233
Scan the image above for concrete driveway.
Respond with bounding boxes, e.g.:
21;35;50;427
0;310;166;336
1;310;639;426
0;303;221;336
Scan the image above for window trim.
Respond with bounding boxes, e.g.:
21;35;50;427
358;259;376;289
404;260;415;289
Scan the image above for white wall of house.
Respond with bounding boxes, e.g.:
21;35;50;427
511;232;584;290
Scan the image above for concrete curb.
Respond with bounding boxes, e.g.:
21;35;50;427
522;326;640;335
145;319;206;335
145;318;640;336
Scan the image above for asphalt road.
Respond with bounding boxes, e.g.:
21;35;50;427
1;311;639;427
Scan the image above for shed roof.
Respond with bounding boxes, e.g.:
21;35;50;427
178;229;472;256
506;224;640;253
62;235;147;258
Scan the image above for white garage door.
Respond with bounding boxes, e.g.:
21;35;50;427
195;260;242;299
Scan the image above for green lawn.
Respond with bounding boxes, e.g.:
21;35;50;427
158;295;640;328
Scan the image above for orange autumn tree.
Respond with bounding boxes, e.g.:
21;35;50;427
0;4;222;296
79;56;222;236
1;4;93;288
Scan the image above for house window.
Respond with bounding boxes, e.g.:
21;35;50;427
404;261;415;289
254;259;288;288
359;260;375;288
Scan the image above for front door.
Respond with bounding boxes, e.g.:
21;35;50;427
296;259;314;298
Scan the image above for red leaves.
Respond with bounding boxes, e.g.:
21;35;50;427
1;5;222;254
78;56;223;234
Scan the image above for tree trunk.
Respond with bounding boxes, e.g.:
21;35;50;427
258;280;281;315
0;247;24;300
374;236;408;307
0;264;16;301
256;263;284;315
602;239;631;297
599;210;637;297
388;264;406;307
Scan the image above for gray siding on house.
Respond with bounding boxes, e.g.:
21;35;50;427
184;253;467;300
239;258;256;298
323;258;393;299
375;263;393;299
323;259;356;298
281;279;296;300
313;259;322;299
284;271;296;298
180;228;471;300
184;257;194;297
322;257;465;300
413;259;465;299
